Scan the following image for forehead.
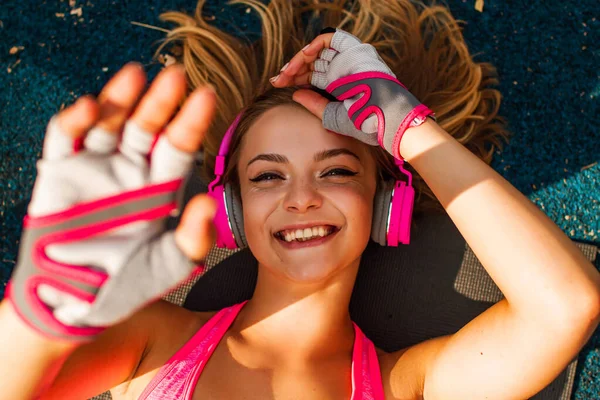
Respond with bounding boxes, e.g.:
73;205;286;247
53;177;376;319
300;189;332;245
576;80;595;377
240;105;366;159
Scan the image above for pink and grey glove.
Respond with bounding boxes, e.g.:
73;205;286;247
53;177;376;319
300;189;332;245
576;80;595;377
311;28;435;160
5;115;202;343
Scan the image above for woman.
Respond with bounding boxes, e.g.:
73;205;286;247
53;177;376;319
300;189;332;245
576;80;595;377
1;1;599;399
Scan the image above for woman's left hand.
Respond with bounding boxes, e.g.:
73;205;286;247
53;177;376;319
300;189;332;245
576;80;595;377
271;28;435;160
270;30;396;89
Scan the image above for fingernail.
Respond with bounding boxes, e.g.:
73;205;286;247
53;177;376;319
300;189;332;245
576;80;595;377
206;83;216;94
301;44;311;52
269;74;279;83
280;62;289;72
129;62;144;71
76;94;96;107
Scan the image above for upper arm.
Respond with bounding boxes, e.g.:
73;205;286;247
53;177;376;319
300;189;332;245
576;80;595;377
380;335;449;400
39;300;167;400
385;298;594;400
421;298;591;400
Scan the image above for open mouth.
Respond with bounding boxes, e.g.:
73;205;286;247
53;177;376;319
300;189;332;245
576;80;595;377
274;225;340;243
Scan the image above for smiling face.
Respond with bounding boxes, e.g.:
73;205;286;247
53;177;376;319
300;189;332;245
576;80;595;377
237;104;377;283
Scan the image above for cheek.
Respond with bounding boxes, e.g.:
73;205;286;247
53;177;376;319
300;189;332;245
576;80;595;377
326;184;374;236
241;189;279;239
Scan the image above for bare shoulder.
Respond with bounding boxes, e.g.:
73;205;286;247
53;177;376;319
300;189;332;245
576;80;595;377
377;335;452;400
110;300;218;399
145;300;219;349
137;299;219;369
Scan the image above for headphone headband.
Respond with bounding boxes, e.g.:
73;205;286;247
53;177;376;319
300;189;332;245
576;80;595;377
209;110;246;192
217;110;245;158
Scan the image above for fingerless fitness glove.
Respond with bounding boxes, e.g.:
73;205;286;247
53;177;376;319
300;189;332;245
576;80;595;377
6;116;201;342
311;28;435;160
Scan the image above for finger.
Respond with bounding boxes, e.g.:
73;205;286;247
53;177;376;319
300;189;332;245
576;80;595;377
326;29;362;52
164;86;216;153
174;194;217;262
271;67;325;88
44;96;99;161
274;54;315;87
310;71;330;89
120;65;187;162
129;64;187;134
96;63;147;132
299;32;336;57
54;96;100;139
118;120;156;167
313;58;330;72
150;86;216;183
271;65;310;87
322;101;378;145
292;89;330;120
85;63;146;154
318;48;338;62
275;71;313;87
272;32;335;87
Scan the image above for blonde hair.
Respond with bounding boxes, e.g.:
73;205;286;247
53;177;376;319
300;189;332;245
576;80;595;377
154;0;510;214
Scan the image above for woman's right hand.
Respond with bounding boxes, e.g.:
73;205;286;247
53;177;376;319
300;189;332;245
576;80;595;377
6;63;217;343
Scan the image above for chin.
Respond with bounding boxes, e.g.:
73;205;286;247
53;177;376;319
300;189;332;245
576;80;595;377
287;260;341;281
250;230;367;281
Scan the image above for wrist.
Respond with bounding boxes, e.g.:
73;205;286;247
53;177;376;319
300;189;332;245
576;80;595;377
389;103;435;160
4;279;100;346
399;118;448;163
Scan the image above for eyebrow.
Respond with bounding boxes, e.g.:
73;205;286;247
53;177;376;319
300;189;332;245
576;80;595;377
246;148;361;170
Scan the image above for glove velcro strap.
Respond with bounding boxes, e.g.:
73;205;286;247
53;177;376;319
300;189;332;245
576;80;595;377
7;178;184;342
325;71;434;159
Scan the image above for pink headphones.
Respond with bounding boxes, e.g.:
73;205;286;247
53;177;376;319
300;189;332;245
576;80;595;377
207;111;415;249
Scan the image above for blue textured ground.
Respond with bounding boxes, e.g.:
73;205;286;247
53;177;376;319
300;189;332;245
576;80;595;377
0;0;598;397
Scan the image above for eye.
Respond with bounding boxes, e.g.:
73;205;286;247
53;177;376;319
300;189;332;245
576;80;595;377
322;168;358;178
249;172;284;182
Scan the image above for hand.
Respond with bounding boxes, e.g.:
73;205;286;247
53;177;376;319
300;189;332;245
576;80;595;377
271;28;435;160
6;63;217;342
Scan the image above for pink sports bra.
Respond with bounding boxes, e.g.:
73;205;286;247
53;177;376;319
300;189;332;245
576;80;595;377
139;300;385;399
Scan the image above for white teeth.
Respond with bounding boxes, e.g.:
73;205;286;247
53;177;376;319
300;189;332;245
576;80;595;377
277;225;335;242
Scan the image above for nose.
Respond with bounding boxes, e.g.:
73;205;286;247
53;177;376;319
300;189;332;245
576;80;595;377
283;178;323;213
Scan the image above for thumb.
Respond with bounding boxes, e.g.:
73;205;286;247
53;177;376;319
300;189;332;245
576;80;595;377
292;89;330;120
292;89;366;141
174;194;217;262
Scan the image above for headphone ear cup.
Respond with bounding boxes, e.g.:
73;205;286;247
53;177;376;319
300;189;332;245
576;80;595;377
371;179;393;246
224;182;247;248
387;181;415;246
397;183;415;245
207;183;237;249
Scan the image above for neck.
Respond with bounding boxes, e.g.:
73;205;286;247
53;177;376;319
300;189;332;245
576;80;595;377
228;259;360;367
